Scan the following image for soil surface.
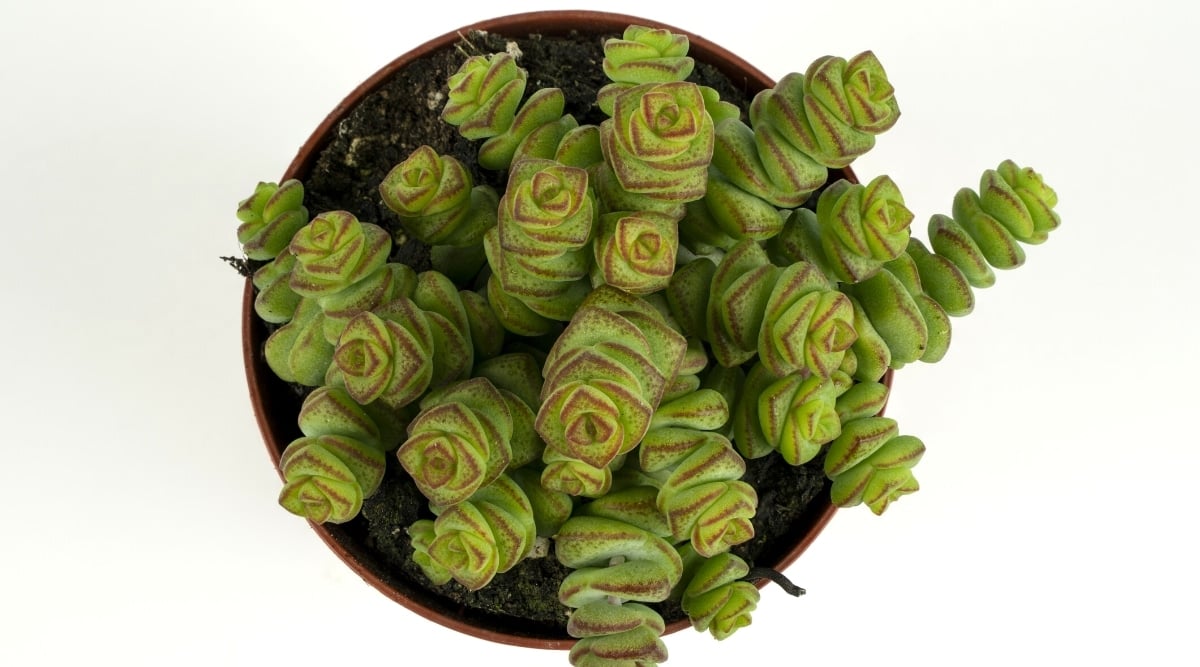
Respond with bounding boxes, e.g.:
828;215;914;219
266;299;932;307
288;27;834;635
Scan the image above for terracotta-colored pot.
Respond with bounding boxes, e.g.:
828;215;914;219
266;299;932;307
242;10;878;650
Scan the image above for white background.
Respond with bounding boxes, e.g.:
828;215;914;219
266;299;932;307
3;0;1197;665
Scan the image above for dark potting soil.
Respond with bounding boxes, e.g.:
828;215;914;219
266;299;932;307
295;28;834;634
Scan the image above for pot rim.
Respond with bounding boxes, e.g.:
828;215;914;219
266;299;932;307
242;9;869;650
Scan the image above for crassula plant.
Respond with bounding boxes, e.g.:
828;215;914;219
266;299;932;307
234;22;1059;667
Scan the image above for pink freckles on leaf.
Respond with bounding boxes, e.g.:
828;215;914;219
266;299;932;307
566;411;617;448
641;92;695;140
435;532;493;574
337;338;388;377
405;168;429;186
613;217;673;277
628;231;662;263
308;217;342;251
627;101;695;158
557;385;626;467
396;166;437;208
529;172;573;217
420;438;458;487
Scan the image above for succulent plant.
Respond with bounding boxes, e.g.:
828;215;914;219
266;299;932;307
288;210;391;298
825;416;924;515
442;52;578;171
276;386;399;524
556;506;683;666
328;308;434;407
597;25;694;113
599;80;715;206
592;210;680;295
397;376;540;508
667;239;856;377
750;52;900;172
732;362;844;462
236;22;1063;667
677;547;760;640
536;288;688;497
236;179;309;260
378;145;499;248
768;175;915;284
638;389;757;557
485;157;597;324
263;297;333;386
408;473;538;590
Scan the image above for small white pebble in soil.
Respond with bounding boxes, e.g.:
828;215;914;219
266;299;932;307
505;40;522;60
343;137;361;167
426;90;444;111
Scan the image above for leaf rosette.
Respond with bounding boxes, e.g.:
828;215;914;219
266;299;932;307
379;145;498;246
407;474;536;591
274;387;399;525
486;158;597;322
441;53;527;140
752;369;842;465
277;434;386;524
813;175;914;284
397;378;517;508
600;80;714;202
236;179;308;260
501;159;595;253
758;260;856;379
592;210;679;295
537;298;685;473
329;307;434;409
288;210;391;298
538;361;654;470
750;51;899;170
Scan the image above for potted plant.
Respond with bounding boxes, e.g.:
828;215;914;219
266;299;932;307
232;10;1060;665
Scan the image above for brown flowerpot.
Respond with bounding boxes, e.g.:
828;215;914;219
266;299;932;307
242;9;880;650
